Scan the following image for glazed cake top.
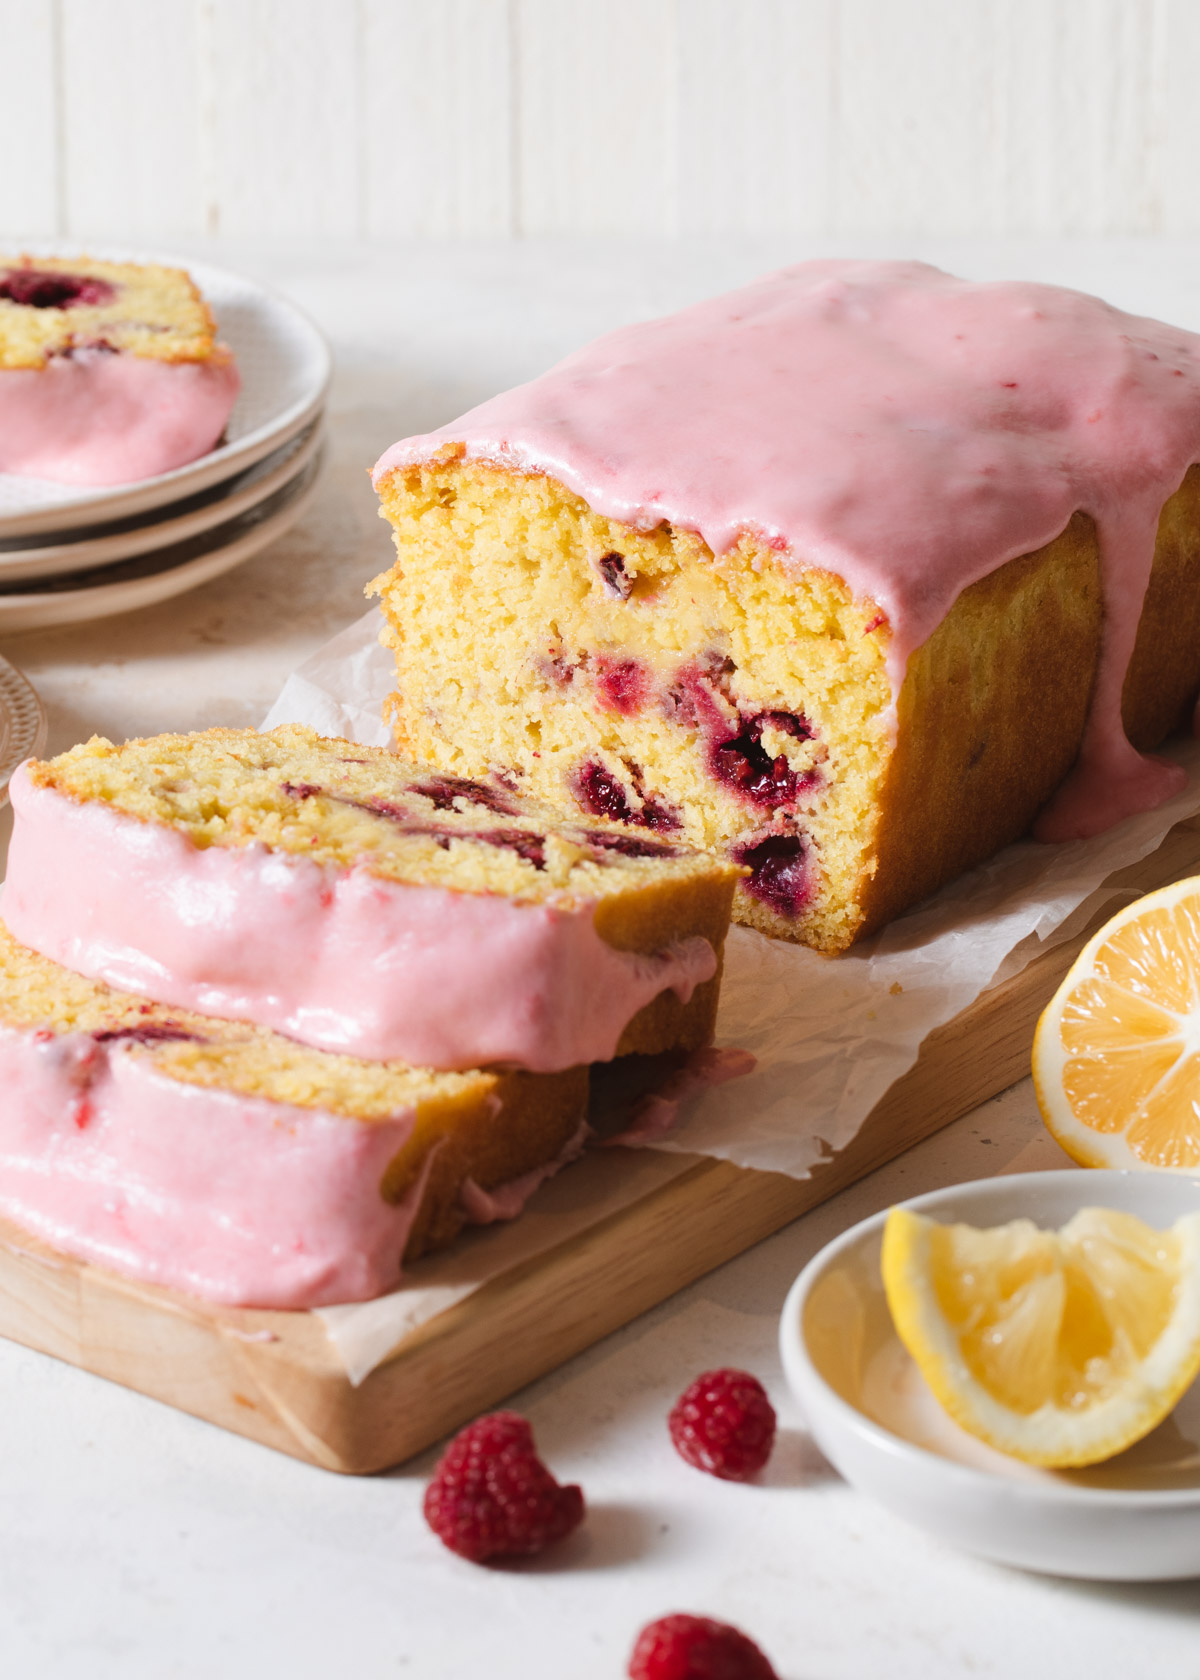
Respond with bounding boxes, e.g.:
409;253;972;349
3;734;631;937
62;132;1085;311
373;260;1200;841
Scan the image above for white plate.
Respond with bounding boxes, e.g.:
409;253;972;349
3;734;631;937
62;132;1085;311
0;418;323;584
0;656;47;804
0;445;323;634
780;1169;1200;1581
0;245;331;540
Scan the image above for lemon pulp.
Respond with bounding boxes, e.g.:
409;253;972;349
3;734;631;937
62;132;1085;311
1034;879;1200;1170
881;1203;1200;1466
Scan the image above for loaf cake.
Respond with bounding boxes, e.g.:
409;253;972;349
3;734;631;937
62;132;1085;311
370;260;1200;952
4;724;738;1072
0;921;587;1308
0;254;239;484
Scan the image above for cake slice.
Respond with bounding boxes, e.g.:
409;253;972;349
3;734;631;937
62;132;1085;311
369;260;1200;951
0;253;239;484
0;921;587;1308
5;724;739;1072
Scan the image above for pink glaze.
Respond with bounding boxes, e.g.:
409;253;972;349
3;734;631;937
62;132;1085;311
4;766;718;1073
0;348;239;485
373;261;1200;842
601;1046;758;1147
0;1024;421;1308
458;1117;593;1223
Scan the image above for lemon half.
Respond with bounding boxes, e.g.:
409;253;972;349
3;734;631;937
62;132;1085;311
1034;876;1200;1170
881;1203;1200;1466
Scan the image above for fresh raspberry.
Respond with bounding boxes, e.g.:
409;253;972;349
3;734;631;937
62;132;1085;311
422;1411;584;1562
628;1613;779;1680
668;1368;777;1480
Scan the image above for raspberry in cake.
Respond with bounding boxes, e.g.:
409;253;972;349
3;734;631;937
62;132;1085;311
369;260;1200;951
0;921;586;1307
0;253;239;484
5;724;739;1073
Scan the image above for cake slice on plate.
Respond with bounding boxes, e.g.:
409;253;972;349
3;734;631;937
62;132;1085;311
0;253;239;484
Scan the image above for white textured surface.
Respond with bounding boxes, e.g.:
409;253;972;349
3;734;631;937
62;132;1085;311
0;0;58;236
3;1;1200;239
0;237;1199;1675
60;0;204;239
5;1082;1200;1679
364;0;514;239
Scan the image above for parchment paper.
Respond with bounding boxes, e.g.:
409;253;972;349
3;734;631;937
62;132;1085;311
263;609;1200;1381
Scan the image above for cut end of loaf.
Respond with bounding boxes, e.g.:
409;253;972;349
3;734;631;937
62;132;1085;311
371;456;896;950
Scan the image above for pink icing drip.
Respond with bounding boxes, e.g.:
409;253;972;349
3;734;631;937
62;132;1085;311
601;1046;758;1148
0;348;239;485
0;1025;418;1308
373;260;1200;839
1033;497;1189;839
3;766;718;1073
457;1118;593;1224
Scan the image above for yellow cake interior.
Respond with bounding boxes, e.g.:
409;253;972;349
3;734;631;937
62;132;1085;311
368;453;1151;951
33;723;738;928
371;455;899;951
0;254;226;370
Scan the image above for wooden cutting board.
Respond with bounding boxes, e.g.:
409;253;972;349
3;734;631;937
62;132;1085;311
2;811;1198;1475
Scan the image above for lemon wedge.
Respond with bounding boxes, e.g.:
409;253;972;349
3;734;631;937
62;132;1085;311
1033;875;1200;1170
881;1203;1200;1466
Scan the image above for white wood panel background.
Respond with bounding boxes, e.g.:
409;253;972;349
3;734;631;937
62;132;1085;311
1;0;1196;241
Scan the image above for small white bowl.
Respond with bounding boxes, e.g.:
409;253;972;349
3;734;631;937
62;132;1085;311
780;1169;1200;1580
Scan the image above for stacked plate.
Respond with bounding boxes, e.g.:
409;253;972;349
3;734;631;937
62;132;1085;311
0;250;331;634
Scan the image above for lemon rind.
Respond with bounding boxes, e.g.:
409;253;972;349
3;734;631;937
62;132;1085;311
882;1204;1200;1468
1033;874;1200;1173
